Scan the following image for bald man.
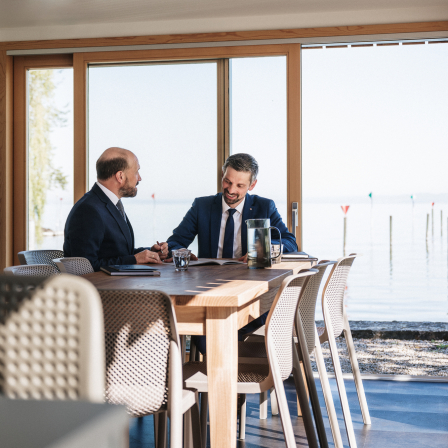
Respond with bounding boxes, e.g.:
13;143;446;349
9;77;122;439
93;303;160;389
64;147;168;271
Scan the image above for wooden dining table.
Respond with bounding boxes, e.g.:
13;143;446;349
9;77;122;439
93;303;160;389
83;259;314;448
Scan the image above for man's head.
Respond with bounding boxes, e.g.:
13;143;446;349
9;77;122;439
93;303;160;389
221;153;258;207
96;147;141;198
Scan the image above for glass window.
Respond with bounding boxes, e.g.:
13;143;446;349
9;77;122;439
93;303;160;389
302;42;448;322
229;56;288;223
88;62;218;253
27;69;73;250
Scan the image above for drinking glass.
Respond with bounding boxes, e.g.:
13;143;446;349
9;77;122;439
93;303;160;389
271;244;283;264
172;249;191;271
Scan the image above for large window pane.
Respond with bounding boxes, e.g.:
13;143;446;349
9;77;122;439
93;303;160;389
27;69;73;250
229;57;287;222
88;63;217;253
302;43;448;322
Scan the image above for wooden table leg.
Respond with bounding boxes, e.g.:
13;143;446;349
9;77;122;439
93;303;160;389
206;307;238;448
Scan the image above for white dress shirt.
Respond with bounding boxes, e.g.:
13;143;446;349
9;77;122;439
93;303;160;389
217;196;245;259
96;182;120;206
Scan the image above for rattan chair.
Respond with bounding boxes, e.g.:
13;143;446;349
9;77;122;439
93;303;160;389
238;262;343;448
183;270;318;448
17;250;64;268
99;289;201;448
53;257;94;275
317;254;371;448
0;274;105;402
4;264;59;277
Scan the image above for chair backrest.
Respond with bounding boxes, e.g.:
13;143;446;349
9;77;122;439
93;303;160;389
99;289;181;418
4;264;59;277
0;274;105;402
265;269;317;381
321;254;357;338
296;261;336;355
18;250;64;268
53;257;94;276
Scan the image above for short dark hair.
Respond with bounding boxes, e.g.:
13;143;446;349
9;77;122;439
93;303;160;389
222;153;259;183
96;157;129;181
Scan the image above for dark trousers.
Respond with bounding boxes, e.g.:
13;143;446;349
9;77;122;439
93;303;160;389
191;311;269;355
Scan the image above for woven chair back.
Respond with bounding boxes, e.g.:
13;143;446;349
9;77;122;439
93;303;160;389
0;274;104;402
18;250;64;269
265;269;317;381
4;264;59;277
99;289;177;417
322;254;357;338
53;258;94;276
297;261;335;355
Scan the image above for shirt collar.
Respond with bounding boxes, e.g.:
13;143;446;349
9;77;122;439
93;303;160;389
222;194;245;215
96;181;120;206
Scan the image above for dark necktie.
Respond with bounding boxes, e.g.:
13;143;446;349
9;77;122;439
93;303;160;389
222;208;237;258
116;199;127;222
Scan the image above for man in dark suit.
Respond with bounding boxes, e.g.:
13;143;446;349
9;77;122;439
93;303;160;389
166;153;298;353
64;147;168;271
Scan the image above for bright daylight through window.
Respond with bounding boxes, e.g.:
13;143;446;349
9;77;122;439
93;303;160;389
302;41;448;322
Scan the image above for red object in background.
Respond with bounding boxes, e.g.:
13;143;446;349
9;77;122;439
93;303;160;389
432;202;435;207
341;205;350;215
151;193;155;199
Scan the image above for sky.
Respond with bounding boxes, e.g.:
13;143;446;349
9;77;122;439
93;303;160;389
32;41;448;233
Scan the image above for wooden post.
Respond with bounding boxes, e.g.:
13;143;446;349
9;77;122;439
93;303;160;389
426;214;429;240
432;208;434;237
389;216;392;246
343;216;347;256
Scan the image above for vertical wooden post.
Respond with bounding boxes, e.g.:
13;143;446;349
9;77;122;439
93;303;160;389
426;214;429;240
389;216;392;246
0;50;14;270
343;216;347;256
431;207;434;237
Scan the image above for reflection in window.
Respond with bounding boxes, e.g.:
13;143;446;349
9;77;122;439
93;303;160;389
27;69;73;250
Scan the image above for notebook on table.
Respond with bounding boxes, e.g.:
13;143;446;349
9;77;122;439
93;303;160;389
100;265;161;276
188;258;244;267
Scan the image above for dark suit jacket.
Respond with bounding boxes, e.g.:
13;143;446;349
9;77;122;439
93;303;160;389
167;193;297;257
63;184;147;271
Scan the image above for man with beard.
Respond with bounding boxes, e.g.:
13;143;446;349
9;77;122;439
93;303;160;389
64;147;167;271
165;153;297;354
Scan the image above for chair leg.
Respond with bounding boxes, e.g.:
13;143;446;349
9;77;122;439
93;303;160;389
190;339;197;362
184;409;194;448
190;394;203;448
200;393;208;448
239;393;247;440
314;328;344;448
327;329;358;448
344;316;371;425
259;390;268;419
270;387;279;415
181;336;187;363
292;340;319;448
154;413;159;446
157;412;167;448
293;360;309;417
296;322;329;448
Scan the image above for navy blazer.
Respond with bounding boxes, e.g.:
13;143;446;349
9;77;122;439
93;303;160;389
167;193;297;257
63;184;147;271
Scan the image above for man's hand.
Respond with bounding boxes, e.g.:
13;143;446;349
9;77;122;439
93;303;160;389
164;252;199;263
135;249;163;264
151;242;169;260
238;254;248;263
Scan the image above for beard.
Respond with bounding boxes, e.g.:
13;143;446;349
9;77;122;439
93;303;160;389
223;188;242;205
119;180;139;198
